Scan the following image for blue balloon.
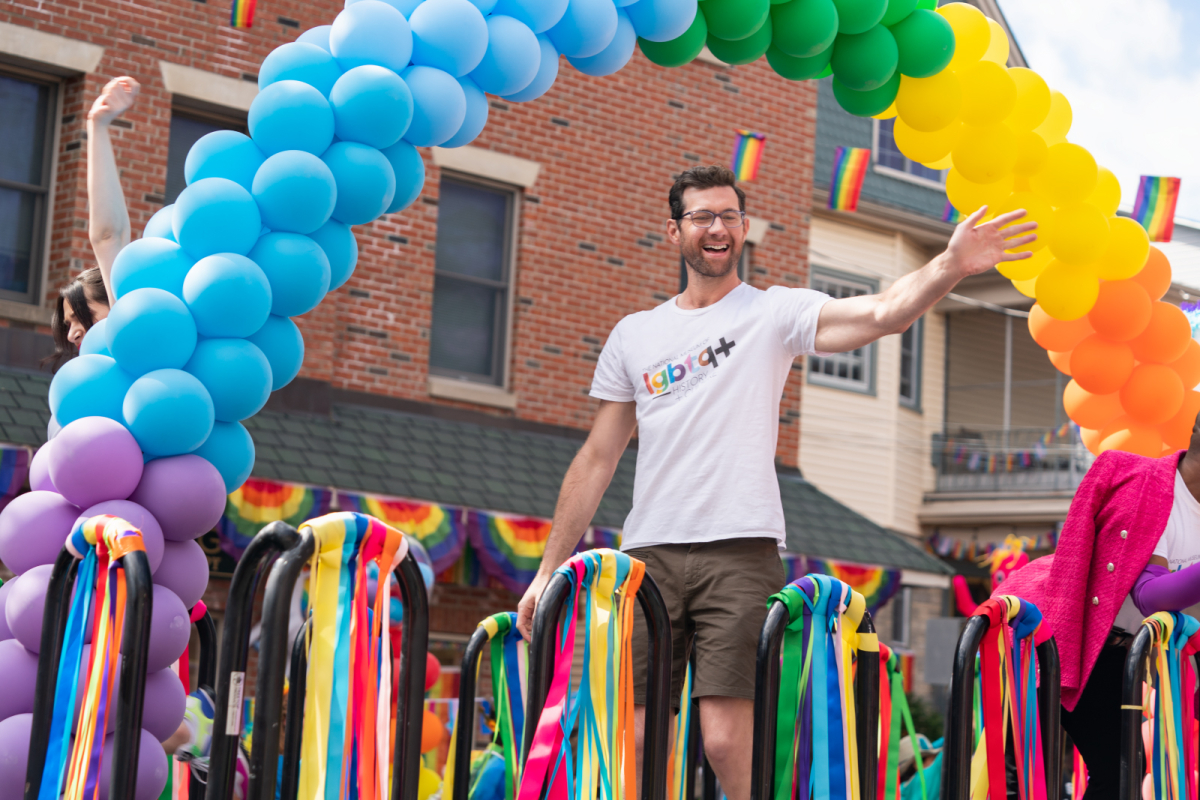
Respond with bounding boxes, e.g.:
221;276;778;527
399;66;466;147
183;131;265;192
625;0;696;42
193;421;254;493
548;0;617;57
491;0;568;33
440;77;488;148
330;1;413;73
252;150;337;234
48;354;133;426
322;141;396;225
346;0;423;17
182;254;273;338
143;206;176;241
504;34;559;101
330;66;414;149
467;0;498;13
124;369;215;457
259;42;344;97
79;319;111;357
184;339;273;422
568;8;636;75
249;233;332;317
247;315;305;390
308;220;359;290
410;0;489;77
248;80;335;157
107;288;198;376
297;25;332;51
380;140;426;213
110;238;194;300
172;178;262;258
469;16;540;95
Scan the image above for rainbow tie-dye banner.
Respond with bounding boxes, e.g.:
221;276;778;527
230;0;255;27
338;492;466;573
782;554;903;614
466;510;552;594
1132;175;1182;242
827;146;871;212
731;130;766;182
0;445;30;512
217;478;335;558
942;200;963;224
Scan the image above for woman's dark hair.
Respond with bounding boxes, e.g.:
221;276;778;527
45;268;108;371
668;164;746;220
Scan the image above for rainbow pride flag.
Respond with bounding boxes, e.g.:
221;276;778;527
827;146;871;211
230;0;255;28
217;478;334;557
338;492;466;573
942;200;963;224
801;555;903;613
466;510;552;594
1132;175;1182;242
731;130;766;182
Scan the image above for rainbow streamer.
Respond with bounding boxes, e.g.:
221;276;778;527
942;201;963;224
731;130;767;182
230;0;255;28
339;492;466;573
1133;175;1182;242
1140;611;1200;800
828;146;871;212
218;479;334;558
878;642;926;800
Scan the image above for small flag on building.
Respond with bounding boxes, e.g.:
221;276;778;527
1132;175;1182;242
942;201;964;224
827;146;870;212
730;130;766;182
231;0;256;28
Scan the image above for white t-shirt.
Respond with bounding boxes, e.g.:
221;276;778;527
589;282;832;550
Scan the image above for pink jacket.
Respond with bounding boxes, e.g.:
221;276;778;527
994;449;1180;711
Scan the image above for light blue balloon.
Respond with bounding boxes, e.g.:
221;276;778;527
297;25;332;51
172;178;262;258
308;220;359;290
79;319;111;357
322;141;396;224
259;42;344;97
410;0;489;77
346;0;423;17
143;206;176;241
491;0;568;33
110;238;194;300
124;369;214;457
193;421;255;493
467;0;498;13
468;16;540;95
440;77;488;148
183;131;265;192
568;8;636;75
380;140;426;213
247;315;305;390
548;0;618;57
330;66;414;149
504;34;560;101
330;1;413;73
400;66;466;147
184;339;273;422
249;233;332;317
107;288;198;376
48;354;133;426
252;150;337;234
182;254;273;338
248;80;335;156
625;0;696;42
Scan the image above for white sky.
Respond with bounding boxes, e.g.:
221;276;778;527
999;0;1200;223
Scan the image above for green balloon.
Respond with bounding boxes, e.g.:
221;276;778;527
708;17;772;65
915;0;936;8
832;0;887;34
890;9;954;77
702;0;770;41
830;25;897;91
639;9;709;67
878;0;918;27
765;43;832;80
832;71;900;117
771;0;839;59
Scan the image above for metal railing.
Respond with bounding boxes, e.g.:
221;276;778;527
932;427;1090;494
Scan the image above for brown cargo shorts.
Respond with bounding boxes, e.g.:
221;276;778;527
627;537;786;708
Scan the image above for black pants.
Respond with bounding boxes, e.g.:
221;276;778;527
1060;634;1133;800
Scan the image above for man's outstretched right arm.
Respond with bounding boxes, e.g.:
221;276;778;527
516;399;637;639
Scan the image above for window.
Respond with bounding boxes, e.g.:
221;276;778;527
678;246;750;293
0;69;57;304
807;269;877;394
873;118;945;187
900;316;924;411
429;176;518;386
891;586;912;647
165;107;247;204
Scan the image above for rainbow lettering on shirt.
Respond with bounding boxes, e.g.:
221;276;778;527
642;337;736;396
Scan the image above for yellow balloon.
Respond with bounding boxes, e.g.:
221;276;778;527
927;153;955;170
1031;142;1098;206
981;19;1010;64
873;100;898;120
938;3;991;71
959;61;1017;125
893;119;962;164
1095;217;1151;281
1013;275;1038;298
946;170;1013;216
896;72;963;133
1006;68;1051;130
1047;203;1110;265
951;123;1016;184
1034;90;1072;144
1088;167;1121;216
997;245;1052;281
418;767;441;800
993;190;1054;253
1035;260;1100;321
1012;130;1048;176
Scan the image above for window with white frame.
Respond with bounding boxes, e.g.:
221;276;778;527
891;586;912;646
808;268;877;394
165;107;247;204
873;117;946;186
429;175;518;386
899;316;923;411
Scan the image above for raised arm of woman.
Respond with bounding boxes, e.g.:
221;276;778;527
86;76;140;305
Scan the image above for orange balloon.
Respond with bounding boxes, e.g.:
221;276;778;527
1129;302;1192;364
1119;363;1184;425
1070;335;1134;395
421;709;445;753
1099;416;1163;458
1160;390;1200;450
1086;280;1152;342
1170;339;1200;389
1063;379;1123;429
1080;426;1103;455
1047;349;1071;375
1131;246;1172;301
1027;303;1094;351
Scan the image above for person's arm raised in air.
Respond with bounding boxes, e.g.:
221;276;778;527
516;399;637;640
812;207;1037;354
87;76;140;305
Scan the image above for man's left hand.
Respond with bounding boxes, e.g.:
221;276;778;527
945;206;1038;279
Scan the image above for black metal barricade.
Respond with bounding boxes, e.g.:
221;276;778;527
450;622;491;800
188;606;219;799
277;619;310;800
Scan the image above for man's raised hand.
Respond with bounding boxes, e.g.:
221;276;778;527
946;206;1039;279
89;76;140;126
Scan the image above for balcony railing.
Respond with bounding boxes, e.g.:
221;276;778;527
931;425;1091;494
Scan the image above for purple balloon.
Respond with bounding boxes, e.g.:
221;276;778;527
29;443;55;491
153;540;209;609
129;454;226;542
0;714;32;798
49;417;144;509
127;584;190;674
142;668;187;742
0;578;14;640
0;640;37;721
0;490;81;575
76;500;165;574
6;563;52;653
97;727;169;800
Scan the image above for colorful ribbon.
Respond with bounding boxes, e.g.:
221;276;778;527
668;663;694;800
1140;611;1200;800
877;643;925;800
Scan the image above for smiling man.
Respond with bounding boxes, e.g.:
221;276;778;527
516;164;1035;799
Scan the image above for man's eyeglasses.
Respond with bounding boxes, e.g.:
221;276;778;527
678;210;746;229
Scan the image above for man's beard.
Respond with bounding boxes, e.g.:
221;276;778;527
681;237;742;279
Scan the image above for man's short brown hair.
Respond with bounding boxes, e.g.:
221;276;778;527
669;165;746;220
